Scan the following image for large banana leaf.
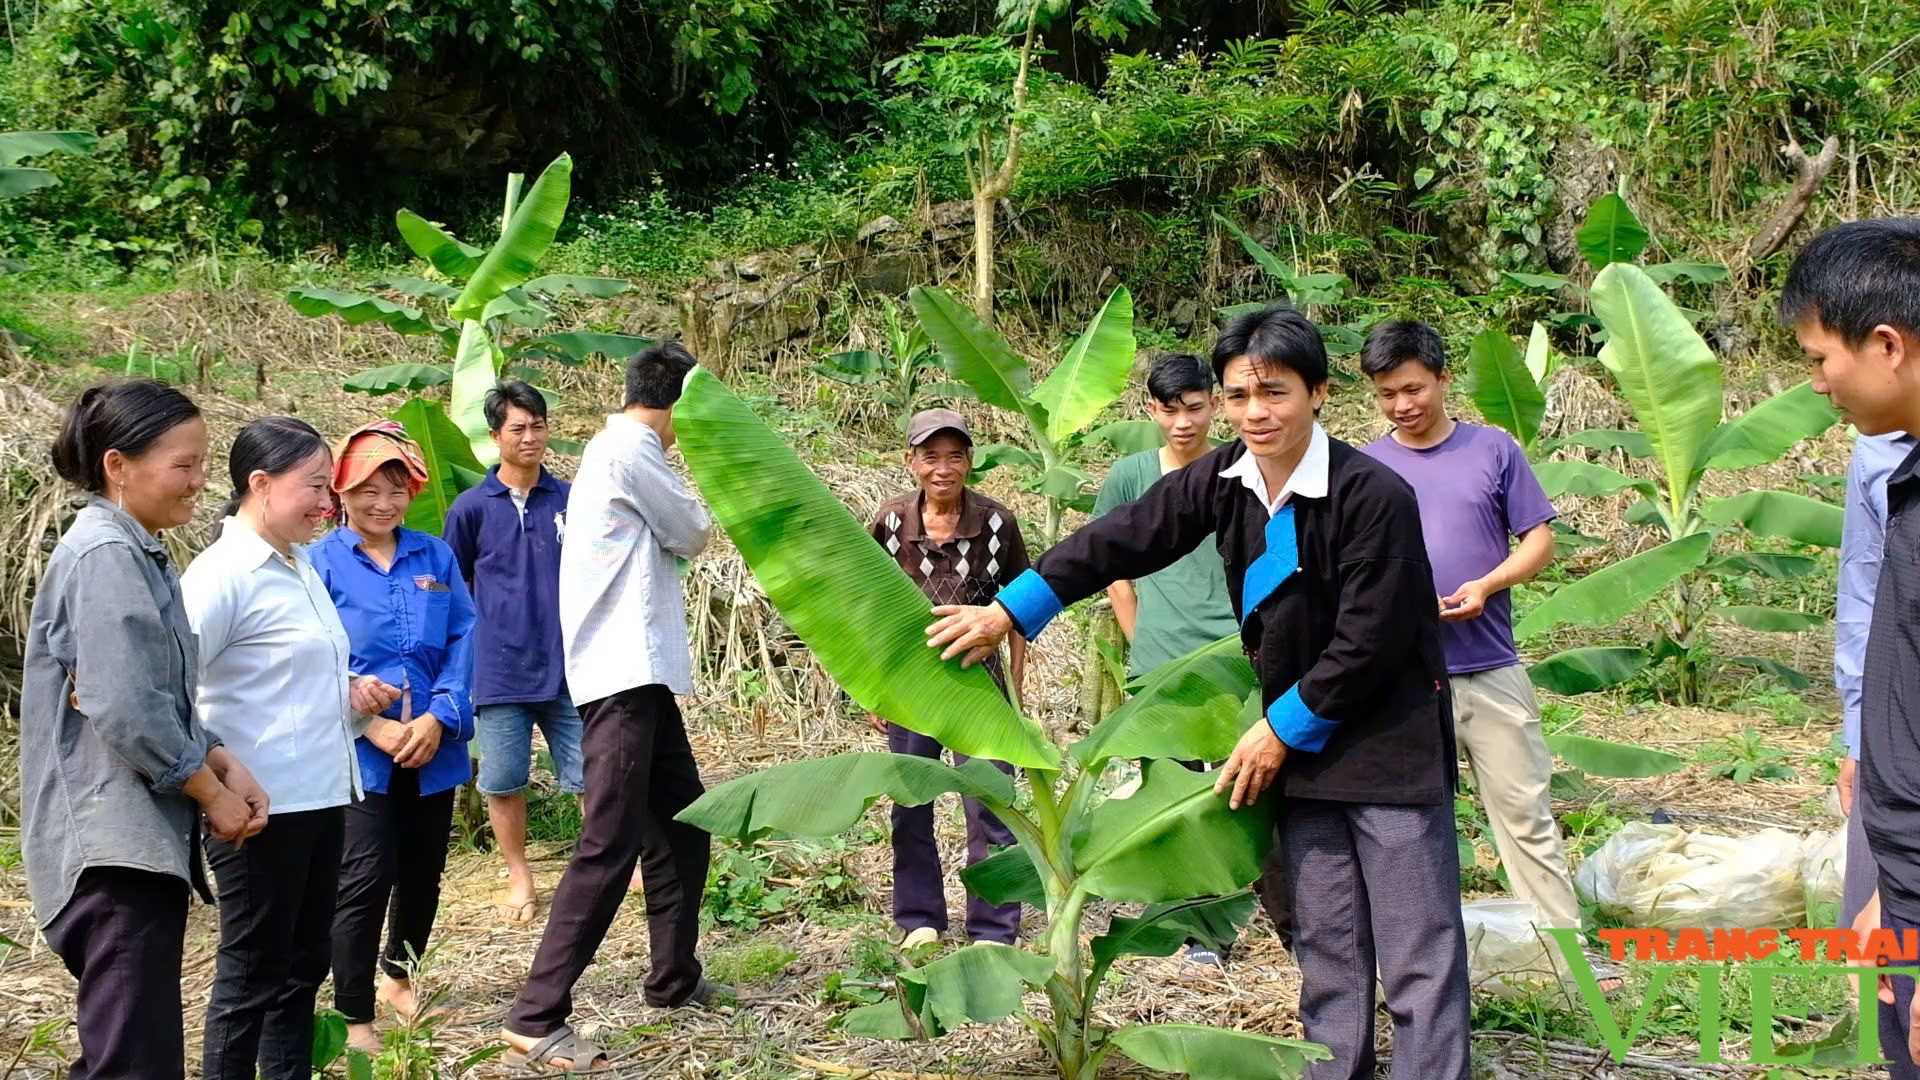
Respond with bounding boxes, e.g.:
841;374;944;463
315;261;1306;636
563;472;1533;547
1644;261;1729;285
1531;460;1651;500
1528;647;1652;695
1088;892;1256;988
1698;382;1839;473
1514;532;1713;640
898;943;1052;1032
1524;321;1555;384
1724;656;1812;690
390;398;485;536
1086;419;1165;454
0;130;98;167
1576;193;1650;269
677;752;1015;840
449;321;501;467
514;331;655;366
342;363;451;395
1032;286;1136;444
1589;263;1723;511
676;367;1059;768
968;443;1044;482
1073;636;1256;769
0;168;58;197
1109;1024;1330;1080
960;842;1048;907
373;275;461;301
521;274;633;298
1711;553;1822;580
1701;490;1842;548
1544;734;1683;778
1466;328;1547;451
394;210;485;278
1071;760;1270;903
449;154;573;321
288;288;443;336
1713;605;1824;633
910;286;1042;427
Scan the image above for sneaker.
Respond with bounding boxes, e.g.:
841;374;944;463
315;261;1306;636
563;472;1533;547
900;926;941;950
1184;944;1223;967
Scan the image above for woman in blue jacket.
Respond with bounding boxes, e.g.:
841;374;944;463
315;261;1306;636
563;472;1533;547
312;421;476;1053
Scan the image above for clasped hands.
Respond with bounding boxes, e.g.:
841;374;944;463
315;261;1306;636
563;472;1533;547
924;602;1285;811
352;675;443;769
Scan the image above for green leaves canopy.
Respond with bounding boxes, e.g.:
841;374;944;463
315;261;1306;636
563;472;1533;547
1589;263;1723;514
675;367;1058;768
1031;286;1136;444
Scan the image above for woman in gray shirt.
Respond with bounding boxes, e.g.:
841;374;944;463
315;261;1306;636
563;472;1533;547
20;379;269;1080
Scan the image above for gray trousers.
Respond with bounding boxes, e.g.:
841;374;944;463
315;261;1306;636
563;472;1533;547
1283;798;1472;1080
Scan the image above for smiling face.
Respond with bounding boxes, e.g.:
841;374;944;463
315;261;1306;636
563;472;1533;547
908;431;972;504
252;447;336;547
1220;355;1327;461
1148;389;1217;455
1800;316;1912;435
491;405;550;471
340;464;414;541
1370;359;1449;440
107;415;208;533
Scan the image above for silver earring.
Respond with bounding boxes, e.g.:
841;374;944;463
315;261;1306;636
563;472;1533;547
114;486;125;512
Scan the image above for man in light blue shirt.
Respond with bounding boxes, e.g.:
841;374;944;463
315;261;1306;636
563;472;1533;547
1839;431;1915;929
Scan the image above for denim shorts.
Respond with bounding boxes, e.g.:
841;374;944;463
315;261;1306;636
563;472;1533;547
474;696;586;796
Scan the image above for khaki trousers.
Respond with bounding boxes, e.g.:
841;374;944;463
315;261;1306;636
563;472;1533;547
1450;664;1582;931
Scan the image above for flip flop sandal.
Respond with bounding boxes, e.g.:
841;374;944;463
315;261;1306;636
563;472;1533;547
495;895;538;926
503;1027;608;1072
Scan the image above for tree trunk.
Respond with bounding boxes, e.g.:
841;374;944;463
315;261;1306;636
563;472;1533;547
1746;132;1841;264
971;185;997;320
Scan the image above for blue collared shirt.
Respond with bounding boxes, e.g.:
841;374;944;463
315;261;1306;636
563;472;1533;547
445;466;570;707
310;525;476;796
1839;431;1917;756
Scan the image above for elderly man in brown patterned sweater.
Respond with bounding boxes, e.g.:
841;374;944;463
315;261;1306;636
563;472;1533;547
866;408;1030;948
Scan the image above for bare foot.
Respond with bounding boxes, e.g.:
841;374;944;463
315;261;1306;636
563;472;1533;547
496;871;538;925
377;977;442;1023
345;1022;381;1055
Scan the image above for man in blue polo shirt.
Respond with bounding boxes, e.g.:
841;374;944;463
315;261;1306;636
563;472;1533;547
445;379;582;925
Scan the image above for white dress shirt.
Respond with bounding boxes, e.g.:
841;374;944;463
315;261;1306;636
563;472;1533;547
560;414;713;704
1220;422;1331;517
181;519;359;813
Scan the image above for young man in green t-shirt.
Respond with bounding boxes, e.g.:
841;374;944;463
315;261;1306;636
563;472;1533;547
1093;353;1240;676
1091;353;1245;966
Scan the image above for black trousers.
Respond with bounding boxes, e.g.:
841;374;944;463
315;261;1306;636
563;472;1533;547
43;866;189;1080
202;807;345;1080
507;684;710;1035
331;767;455;1023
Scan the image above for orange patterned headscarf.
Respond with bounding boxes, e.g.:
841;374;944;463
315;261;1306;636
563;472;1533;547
331;420;430;496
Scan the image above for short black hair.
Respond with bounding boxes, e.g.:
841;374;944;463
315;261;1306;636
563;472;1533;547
1360;320;1446;377
1211;303;1329;388
1780;218;1920;345
52;379;202;494
1145;353;1213;404
484;378;548;432
625;340;698;409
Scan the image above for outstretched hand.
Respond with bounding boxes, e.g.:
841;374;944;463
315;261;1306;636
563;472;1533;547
926;604;1012;670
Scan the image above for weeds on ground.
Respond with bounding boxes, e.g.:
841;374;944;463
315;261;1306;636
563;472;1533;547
1701;730;1799;784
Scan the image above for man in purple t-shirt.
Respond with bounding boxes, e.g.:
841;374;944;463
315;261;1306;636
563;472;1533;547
1359;321;1599;973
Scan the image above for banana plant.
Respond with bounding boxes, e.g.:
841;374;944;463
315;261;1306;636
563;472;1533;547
673;366;1327;1080
813;297;974;430
1502;193;1728;337
1515;263;1840;703
1464;322;1557;455
1211;213;1367;364
287;154;654;532
910;284;1159;546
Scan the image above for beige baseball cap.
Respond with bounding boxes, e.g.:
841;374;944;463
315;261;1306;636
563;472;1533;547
905;408;973;447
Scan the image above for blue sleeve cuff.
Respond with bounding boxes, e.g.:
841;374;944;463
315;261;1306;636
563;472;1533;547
154;740;208;795
994;568;1065;640
1267;684;1337;754
430;693;465;737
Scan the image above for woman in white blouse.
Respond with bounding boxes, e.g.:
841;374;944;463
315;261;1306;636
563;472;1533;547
182;417;400;1080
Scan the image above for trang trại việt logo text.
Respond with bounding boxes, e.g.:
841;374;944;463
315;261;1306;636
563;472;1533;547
1546;927;1918;1067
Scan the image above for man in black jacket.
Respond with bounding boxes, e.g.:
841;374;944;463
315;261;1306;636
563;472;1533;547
926;304;1471;1080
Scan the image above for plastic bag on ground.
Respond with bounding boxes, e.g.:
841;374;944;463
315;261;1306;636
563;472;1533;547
1573;821;1806;930
1463;898;1562;997
1801;826;1846;929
